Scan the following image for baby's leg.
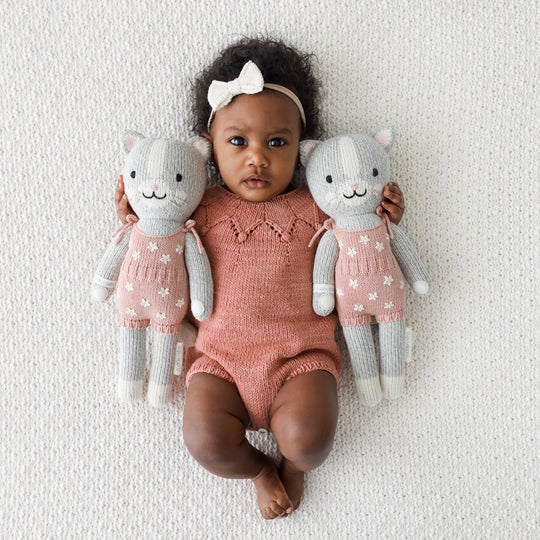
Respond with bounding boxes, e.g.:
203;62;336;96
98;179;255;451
270;370;338;510
183;373;293;519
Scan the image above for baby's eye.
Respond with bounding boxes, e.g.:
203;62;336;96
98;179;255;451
268;137;286;147
229;136;246;146
176;173;182;182
130;171;136;178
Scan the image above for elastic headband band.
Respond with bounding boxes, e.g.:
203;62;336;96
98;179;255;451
206;60;306;130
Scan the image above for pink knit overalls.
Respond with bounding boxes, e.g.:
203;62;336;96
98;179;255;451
185;186;342;430
332;220;406;327
117;225;189;334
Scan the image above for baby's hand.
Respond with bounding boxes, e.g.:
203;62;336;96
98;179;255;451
115;175;136;224
377;182;405;225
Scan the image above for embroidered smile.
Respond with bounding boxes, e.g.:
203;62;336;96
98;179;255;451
143;192;167;200
343;188;367;199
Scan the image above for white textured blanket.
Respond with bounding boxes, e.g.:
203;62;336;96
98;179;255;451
1;1;538;538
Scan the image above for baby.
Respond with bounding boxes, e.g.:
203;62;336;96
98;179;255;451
115;37;405;519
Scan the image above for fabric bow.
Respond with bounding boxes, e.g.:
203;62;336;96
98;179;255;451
207;61;264;112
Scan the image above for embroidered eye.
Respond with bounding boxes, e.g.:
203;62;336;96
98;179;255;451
372;168;379;177
326;175;333;183
130;171;136;178
176;174;183;182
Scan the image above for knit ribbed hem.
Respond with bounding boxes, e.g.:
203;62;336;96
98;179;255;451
340;310;404;327
284;361;341;386
120;318;182;334
120;318;150;330
147;382;172;407
117;379;144;402
355;376;383;407
380;374;404;400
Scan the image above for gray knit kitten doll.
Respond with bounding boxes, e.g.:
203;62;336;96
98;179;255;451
301;130;430;406
91;131;213;406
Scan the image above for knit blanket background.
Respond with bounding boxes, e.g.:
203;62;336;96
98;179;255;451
1;1;538;538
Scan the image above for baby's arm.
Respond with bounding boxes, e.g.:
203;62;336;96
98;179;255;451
184;233;214;321
115;175;136;224
377;182;405;225
312;230;339;316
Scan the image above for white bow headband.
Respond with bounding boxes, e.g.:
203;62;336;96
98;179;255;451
207;61;306;130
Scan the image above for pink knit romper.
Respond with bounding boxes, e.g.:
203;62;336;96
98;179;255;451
332;220;406;327
117;225;189;334
185;186;342;430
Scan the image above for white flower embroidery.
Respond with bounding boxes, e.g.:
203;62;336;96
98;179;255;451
140;299;150;308
158;288;170;297
347;247;357;257
176;298;185;308
147;242;158;252
383;275;394;286
354;304;365;312
349;279;359;289
176;245;184;255
126;308;137;317
359;235;370;245
336;288;345;297
384;301;395;309
338;240;344;249
160;254;171;264
375;242;385;252
125;282;134;292
132;250;141;260
156;312;167;320
369;292;379;301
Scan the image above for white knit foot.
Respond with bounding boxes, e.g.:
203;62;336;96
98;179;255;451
147;382;171;407
117;379;144;402
381;375;404;400
356;377;383;406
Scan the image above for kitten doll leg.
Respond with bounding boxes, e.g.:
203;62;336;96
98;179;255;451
147;331;179;407
342;325;382;406
118;327;146;402
378;319;406;400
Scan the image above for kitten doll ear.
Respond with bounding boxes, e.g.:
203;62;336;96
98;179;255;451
299;139;321;166
372;128;394;152
121;130;146;153
191;136;212;161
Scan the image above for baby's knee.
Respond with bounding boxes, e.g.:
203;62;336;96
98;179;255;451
183;423;232;468
276;421;335;471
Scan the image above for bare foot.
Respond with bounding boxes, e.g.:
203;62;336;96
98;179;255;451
252;458;294;519
279;459;305;510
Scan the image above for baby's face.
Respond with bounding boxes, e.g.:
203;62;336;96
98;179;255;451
208;91;302;202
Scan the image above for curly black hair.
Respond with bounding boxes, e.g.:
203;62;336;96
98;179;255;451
191;36;323;139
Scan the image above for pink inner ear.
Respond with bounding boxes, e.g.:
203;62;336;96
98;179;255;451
374;129;393;150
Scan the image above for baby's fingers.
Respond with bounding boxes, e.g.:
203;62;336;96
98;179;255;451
383;182;404;209
115;175;134;224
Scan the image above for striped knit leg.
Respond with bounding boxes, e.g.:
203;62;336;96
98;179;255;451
379;319;405;400
147;331;178;407
118;327;146;402
342;325;382;407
